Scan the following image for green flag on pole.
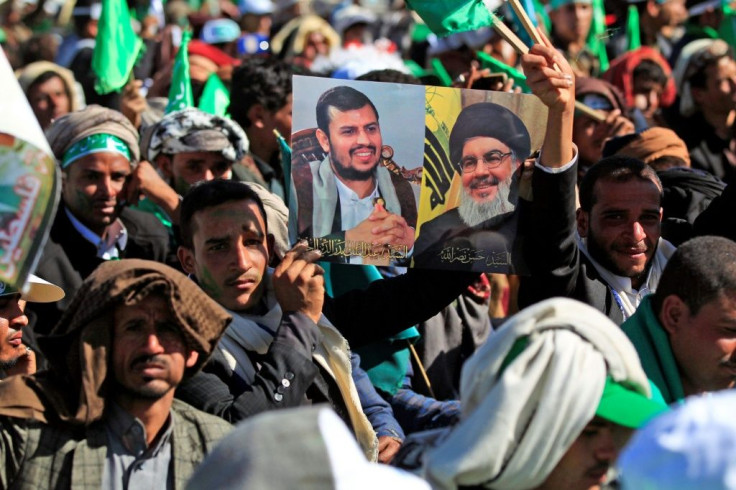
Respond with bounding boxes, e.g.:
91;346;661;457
92;0;144;94
198;72;230;116
405;0;500;36
627;5;642;50
430;58;454;86
166;30;194;114
586;0;610;72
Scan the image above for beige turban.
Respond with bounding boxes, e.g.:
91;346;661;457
45;104;141;165
613;127;691;167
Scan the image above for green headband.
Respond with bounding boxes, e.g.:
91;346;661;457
61;133;131;168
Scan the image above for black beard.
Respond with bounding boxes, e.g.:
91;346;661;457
329;143;378;182
0;357;19;371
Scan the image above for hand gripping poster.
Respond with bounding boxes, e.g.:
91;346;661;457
0;47;60;290
291;75;547;273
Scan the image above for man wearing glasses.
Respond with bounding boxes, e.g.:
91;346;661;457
413;102;531;272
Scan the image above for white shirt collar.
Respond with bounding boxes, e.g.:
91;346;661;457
65;207;128;259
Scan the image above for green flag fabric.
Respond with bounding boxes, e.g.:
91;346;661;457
587;0;610;72
92;0;143;94
405;0;499;36
476;51;530;92
166;30;194;114
627;5;642;51
198;72;230;116
431;58;453;86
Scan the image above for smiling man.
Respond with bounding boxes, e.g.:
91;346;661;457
413;102;530;272
0;260;232;489
522;154;675;322
29;105;170;333
295;85;417;262
622;236;736;403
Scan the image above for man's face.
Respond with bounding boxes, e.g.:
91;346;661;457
656;0;688;28
577;179;662;284
573;114;606;168
633;78;664;119
550;2;593;44
460;137;515;203
693;57;736;116
265;93;293;140
162;151;233;195
537;417;633;490
112;294;198;402
0;294;29;369
665;291;736;395
316;104;382;182
178;199;270;312
27;75;71;130
61;152;132;236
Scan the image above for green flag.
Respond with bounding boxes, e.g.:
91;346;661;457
586;0;610;72
198;72;230;116
431;58;453;86
627;5;642;50
476;51;530;92
166;30;194;114
405;0;499;36
92;0;143;94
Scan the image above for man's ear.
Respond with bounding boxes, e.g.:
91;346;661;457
247;103;267;129
646;0;660;18
185;350;199;368
266;233;276;266
576;208;589;237
691;86;705;105
315;128;331;153
157;155;174;179
660;294;688;335
177;246;196;275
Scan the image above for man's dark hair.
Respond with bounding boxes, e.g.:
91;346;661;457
315;86;379;135
633;59;668;87
356;69;421;85
27;71;72;101
651;236;736;315
180;180;268;249
579;155;663;212
229;58;293;129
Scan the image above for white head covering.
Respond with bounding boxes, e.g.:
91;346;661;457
187;406;430;490
619;391;736;490
0;274;64;303
424;297;651;490
673;39;731;117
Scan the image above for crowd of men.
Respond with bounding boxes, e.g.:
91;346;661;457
3;0;736;488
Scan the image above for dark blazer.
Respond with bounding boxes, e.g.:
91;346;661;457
176;268;478;423
518;164;624;324
27;204;171;334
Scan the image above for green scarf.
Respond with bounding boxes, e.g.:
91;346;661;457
621;295;685;404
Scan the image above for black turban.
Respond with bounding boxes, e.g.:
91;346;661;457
449;102;531;173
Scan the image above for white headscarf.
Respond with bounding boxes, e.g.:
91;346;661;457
424;297;651;490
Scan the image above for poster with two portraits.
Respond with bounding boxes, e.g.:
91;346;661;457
290;75;547;274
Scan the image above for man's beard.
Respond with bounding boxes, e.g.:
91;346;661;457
458;172;518;227
0;357;19;371
330;144;378;182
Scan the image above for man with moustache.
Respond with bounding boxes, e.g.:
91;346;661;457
28;105;170;333
622;236;736;404
0;260;232;489
412;102;530;273
294;85;417;262
0;275;64;377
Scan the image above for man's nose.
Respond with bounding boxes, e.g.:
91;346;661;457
595;430;617;462
143;332;165;353
9;303;28;330
630;221;647;242
233;241;252;271
356;129;371;145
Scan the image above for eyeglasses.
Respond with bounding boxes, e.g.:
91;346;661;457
459;150;513;173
